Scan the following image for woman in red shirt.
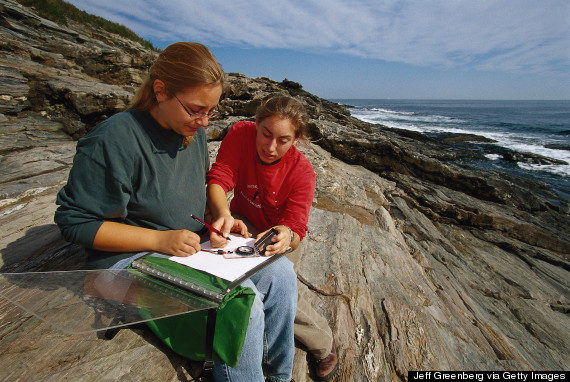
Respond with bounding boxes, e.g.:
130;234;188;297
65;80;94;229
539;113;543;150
207;96;338;381
207;96;314;252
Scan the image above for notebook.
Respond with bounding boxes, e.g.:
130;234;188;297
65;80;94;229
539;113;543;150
131;234;285;303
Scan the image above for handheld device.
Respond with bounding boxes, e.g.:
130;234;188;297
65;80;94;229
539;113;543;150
254;228;279;256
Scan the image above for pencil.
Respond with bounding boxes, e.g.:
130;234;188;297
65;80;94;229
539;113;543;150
190;214;231;240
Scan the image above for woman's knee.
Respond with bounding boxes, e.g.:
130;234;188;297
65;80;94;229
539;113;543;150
271;258;297;310
248;257;297;309
249;293;264;323
270;257;297;293
242;280;264;323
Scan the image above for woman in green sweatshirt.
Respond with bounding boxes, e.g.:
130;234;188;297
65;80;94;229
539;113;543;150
54;42;297;382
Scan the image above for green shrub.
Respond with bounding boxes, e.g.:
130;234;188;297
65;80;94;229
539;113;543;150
17;0;158;51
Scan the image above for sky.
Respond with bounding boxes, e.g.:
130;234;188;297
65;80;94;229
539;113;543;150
67;0;569;100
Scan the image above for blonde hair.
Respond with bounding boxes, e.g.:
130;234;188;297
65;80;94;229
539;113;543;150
255;96;309;139
129;42;225;111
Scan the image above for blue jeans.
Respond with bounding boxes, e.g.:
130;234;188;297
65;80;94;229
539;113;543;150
213;256;298;382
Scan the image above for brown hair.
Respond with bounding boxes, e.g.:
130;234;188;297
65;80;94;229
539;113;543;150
129;42;225;111
255;96;309;139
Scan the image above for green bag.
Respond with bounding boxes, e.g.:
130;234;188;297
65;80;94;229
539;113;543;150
131;256;256;367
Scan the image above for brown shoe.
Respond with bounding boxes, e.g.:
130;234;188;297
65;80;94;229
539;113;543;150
307;341;339;381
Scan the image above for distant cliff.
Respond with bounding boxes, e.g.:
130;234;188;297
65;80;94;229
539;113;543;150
0;0;568;380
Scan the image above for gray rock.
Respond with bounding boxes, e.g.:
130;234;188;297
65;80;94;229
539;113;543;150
47;77;132;116
0;65;29;97
0;66;29;113
0;0;568;380
502;150;568;166
0;114;73;201
59;117;86;137
205;116;243;141
545;143;570;151
440;133;497;143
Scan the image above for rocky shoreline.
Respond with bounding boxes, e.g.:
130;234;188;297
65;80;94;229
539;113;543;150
0;0;568;380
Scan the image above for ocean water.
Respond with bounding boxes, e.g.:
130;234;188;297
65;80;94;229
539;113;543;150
331;99;570;200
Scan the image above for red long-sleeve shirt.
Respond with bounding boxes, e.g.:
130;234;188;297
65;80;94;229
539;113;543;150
207;121;316;240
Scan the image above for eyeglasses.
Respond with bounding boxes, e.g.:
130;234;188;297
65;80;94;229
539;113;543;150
173;94;220;120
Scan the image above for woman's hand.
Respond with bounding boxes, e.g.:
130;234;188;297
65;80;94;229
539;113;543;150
256;225;292;256
210;213;251;248
93;221;202;256
155;229;201;257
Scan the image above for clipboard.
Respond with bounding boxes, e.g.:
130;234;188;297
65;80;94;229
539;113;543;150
132;234;287;303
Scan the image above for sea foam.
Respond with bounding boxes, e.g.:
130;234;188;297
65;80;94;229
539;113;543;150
349;105;570;177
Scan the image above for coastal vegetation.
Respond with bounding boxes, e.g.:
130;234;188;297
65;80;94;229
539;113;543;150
16;0;157;50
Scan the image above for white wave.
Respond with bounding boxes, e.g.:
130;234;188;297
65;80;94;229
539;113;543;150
485;154;502;161
517;163;570;177
353;117;426;133
353;115;483;137
349;108;570;177
350;107;462;125
369;108;415;116
493;140;570;166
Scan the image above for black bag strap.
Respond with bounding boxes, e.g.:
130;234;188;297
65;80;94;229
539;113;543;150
203;308;217;371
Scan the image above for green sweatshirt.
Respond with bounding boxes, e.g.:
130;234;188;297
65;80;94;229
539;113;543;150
55;110;208;266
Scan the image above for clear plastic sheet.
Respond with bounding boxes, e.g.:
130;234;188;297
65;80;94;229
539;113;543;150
0;269;219;334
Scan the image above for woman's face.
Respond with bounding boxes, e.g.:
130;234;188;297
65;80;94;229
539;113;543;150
256;116;298;164
152;81;222;138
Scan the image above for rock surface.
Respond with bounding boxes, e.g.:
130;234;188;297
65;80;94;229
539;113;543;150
0;1;568;380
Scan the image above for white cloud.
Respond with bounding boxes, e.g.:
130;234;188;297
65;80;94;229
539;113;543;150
68;0;569;75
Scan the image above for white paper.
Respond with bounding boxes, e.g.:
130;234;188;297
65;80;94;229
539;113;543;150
168;235;269;282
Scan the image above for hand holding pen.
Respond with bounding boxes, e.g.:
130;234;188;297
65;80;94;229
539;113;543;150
191;213;251;247
190;214;231;240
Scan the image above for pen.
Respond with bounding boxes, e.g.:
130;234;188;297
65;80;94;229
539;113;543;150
190;214;231;240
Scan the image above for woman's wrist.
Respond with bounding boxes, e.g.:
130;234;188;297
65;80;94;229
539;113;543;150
278;225;294;247
287;226;294;246
216;210;232;221
150;229;165;253
206;184;231;221
204;209;213;224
